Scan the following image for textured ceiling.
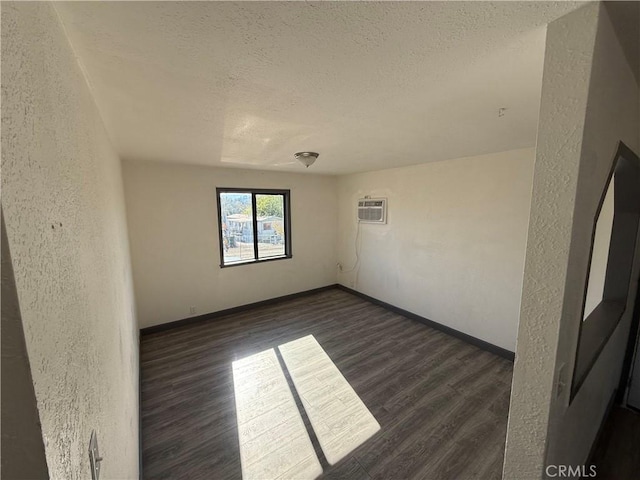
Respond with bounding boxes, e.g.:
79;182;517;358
55;1;583;174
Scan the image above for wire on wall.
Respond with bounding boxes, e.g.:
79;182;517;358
338;219;362;288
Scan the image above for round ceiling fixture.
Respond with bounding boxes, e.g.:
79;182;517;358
294;152;319;168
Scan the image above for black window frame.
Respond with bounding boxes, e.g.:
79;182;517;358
216;187;292;268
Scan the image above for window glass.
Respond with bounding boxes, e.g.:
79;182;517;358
256;194;286;259
217;189;291;267
219;192;255;265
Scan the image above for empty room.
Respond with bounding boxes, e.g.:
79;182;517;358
2;1;640;480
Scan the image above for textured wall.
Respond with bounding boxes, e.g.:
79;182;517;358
504;3;640;478
1;3;139;479
122;161;338;328
337;148;534;351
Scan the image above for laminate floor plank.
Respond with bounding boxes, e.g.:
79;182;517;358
588;406;640;480
141;288;512;479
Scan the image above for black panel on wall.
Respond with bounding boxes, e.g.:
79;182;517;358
573;142;640;397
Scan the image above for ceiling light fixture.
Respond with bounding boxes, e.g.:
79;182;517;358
295;152;319;168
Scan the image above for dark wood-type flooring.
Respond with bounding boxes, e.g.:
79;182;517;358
588;406;640;479
141;288;513;479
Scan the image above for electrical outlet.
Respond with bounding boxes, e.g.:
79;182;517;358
89;430;102;480
189;306;196;315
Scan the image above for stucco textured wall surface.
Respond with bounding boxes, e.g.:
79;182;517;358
504;3;640;478
1;3;139;479
503;7;600;477
337;148;534;352
122;160;338;328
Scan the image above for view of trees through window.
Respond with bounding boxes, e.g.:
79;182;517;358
218;190;289;266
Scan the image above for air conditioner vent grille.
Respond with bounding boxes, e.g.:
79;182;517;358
357;197;387;224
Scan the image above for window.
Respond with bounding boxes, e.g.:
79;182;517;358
216;188;291;267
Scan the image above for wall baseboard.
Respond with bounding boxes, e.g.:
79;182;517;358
140;283;516;362
336;284;516;361
140;284;339;335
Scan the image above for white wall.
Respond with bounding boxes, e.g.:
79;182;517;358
504;3;640;478
337;148;534;352
2;3;139;479
122;161;338;328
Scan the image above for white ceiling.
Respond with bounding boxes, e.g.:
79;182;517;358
55;1;583;175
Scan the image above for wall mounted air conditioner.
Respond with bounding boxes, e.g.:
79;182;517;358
357;198;387;224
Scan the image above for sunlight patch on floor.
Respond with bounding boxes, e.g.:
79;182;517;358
232;348;322;480
279;335;381;465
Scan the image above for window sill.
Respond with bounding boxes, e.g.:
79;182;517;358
220;255;292;269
